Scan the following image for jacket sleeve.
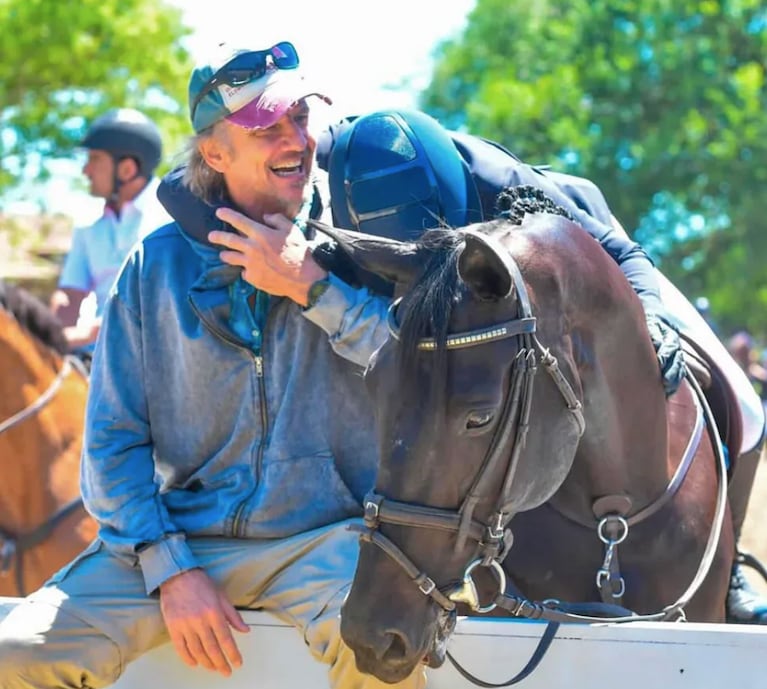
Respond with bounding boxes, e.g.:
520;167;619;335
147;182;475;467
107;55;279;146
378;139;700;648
449;132;666;317
582;216;665;316
82;258;199;595
301;272;391;368
505;164;665;316
58;226;92;291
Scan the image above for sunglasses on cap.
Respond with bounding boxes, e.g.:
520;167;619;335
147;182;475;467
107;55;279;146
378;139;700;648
191;41;300;122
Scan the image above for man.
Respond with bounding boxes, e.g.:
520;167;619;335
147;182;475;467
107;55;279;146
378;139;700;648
0;41;423;689
50;108;170;351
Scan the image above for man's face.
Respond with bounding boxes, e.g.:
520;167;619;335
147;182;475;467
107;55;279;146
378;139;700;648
210;100;317;219
82;149;115;199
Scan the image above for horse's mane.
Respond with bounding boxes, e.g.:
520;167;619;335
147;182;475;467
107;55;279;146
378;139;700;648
0;280;68;355
398;185;574;375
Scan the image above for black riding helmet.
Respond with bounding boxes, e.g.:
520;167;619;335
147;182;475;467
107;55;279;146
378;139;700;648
81;108;163;179
325;109;483;239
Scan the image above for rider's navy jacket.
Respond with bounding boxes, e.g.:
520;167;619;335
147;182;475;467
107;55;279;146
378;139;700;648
81;175;389;595
316;120;665;317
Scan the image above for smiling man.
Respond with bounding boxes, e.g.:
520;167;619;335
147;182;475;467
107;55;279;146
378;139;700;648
0;39;424;689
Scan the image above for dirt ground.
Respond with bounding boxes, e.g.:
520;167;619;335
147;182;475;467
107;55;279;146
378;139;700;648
738;448;767;594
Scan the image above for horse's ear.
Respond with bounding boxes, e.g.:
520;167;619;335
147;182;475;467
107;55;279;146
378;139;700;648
308;220;423;287
458;230;514;300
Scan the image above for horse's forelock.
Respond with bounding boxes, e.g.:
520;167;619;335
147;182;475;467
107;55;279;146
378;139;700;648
397;230;463;379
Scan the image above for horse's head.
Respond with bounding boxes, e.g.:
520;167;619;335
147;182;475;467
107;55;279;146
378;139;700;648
322;209;606;682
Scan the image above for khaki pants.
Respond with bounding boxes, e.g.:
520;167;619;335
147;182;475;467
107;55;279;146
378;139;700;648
0;519;426;689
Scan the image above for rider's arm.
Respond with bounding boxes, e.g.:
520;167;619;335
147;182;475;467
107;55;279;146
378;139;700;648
54;226;94;328
82;260;198;595
56;227;93;319
302;272;391;368
581;212;665;316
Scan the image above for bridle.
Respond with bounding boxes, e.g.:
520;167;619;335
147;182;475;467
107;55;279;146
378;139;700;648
353;231;728;626
0;354;88;595
353;232;586;614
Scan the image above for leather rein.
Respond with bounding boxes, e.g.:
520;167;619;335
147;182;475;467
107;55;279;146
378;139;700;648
0;354;88;595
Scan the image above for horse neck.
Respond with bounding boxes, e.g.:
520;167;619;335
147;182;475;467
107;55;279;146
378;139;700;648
0;309;64;413
524;227;670;516
571;307;670;499
0;310;78;525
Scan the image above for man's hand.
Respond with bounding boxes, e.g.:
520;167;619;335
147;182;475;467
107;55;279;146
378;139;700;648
209;209;327;306
159;568;249;677
63;318;102;351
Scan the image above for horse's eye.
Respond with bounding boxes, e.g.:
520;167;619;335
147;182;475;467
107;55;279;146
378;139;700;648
466;410;494;429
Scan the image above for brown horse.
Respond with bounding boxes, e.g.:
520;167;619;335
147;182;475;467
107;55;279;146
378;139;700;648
0;280;96;596
321;194;734;684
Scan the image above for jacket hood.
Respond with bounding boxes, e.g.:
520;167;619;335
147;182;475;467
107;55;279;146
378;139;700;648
157;166;229;250
157;165;327;250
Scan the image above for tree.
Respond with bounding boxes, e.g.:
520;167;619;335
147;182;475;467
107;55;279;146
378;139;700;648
421;0;767;338
0;0;194;191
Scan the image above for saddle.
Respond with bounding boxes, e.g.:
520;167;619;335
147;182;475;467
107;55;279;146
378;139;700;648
682;334;742;474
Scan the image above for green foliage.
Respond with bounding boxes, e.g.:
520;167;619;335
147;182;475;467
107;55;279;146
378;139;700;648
422;0;767;338
0;0;194;187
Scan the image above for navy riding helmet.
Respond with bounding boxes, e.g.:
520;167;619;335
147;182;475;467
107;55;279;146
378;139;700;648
81;108;163;178
325;109;483;240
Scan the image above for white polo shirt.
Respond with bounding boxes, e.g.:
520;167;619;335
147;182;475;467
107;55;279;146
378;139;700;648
58;178;171;316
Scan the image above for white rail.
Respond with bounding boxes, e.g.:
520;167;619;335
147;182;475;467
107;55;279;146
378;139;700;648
1;599;765;688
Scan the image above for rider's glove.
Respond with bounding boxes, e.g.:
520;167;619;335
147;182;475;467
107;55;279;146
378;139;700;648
645;312;686;397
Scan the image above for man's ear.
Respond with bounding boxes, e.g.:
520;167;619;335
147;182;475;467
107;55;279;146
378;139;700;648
116;156;140;182
198;134;229;173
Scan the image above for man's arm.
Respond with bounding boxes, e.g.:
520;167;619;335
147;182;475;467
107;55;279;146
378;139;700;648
53;226;104;349
83;274;199;595
209;208;390;368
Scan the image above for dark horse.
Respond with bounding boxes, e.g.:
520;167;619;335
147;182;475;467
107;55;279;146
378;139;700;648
325;194;733;684
0;280;96;596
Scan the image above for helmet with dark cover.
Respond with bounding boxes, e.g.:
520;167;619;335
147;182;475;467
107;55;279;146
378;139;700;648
326;109;482;239
81;108;163;177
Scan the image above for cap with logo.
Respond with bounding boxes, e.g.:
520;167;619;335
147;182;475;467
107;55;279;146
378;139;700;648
188;41;332;133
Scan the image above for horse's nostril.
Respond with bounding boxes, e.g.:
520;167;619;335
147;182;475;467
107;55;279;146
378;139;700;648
381;631;409;662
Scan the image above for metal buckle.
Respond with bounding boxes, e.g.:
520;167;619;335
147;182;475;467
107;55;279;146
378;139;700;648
418;576;436;596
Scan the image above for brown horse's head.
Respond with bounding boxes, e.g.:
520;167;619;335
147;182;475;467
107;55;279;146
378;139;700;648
322;204;682;682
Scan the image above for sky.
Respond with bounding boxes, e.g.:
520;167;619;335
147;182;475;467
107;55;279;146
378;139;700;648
6;0;475;224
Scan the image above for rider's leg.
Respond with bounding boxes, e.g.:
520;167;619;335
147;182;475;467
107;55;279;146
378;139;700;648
726;444;767;623
654;271;767;624
730;445;762;542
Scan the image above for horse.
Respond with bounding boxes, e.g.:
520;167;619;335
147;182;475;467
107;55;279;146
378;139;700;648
319;191;735;684
0;279;96;596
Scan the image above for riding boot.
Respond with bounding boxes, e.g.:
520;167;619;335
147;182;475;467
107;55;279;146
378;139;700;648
726;445;767;623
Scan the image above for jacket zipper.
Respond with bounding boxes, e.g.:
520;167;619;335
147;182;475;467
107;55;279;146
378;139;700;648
187;297;270;538
231;352;268;537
